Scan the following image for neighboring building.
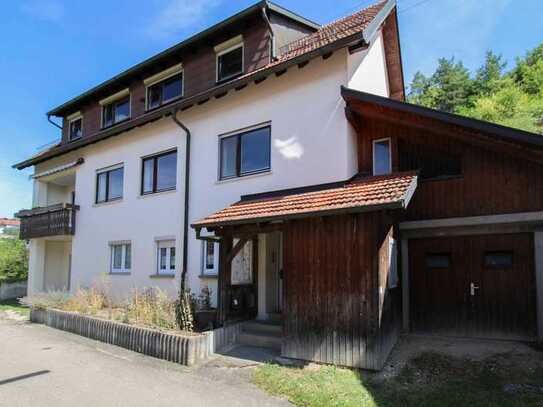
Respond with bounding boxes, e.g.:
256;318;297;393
13;0;543;370
0;218;20;238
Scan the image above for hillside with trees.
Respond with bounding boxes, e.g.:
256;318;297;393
408;44;543;134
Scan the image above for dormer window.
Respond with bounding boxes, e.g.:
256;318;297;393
100;89;130;129
68;113;83;141
215;35;244;83
144;64;184;110
373;138;391;176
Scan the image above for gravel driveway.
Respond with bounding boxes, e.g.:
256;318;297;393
0;316;289;407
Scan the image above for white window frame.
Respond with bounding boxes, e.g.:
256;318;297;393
156;239;176;275
99;88;131;129
144;64;184;111
110;242;131;274
202;240;219;276
215;40;244;83
372;137;392;176
67;111;83;141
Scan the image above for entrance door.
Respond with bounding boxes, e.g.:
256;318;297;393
409;234;536;340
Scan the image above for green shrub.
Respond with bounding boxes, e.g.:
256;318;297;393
0;239;28;283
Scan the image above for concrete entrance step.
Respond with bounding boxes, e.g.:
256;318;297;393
243;320;282;335
239;330;282;350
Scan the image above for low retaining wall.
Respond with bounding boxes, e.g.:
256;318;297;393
0;281;27;301
30;308;242;366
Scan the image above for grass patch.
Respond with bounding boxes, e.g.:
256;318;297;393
0;299;30;318
253;351;543;407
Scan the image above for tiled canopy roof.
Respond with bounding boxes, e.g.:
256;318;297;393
192;172;417;228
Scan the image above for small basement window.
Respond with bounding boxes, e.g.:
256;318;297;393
373;138;391;176
426;254;450;269
111;243;131;274
219;125;271;180
102;96;130;128
216;43;244;82
202;241;219;276
157;240;176;275
69;115;83;141
96;165;124;203
484;251;513;268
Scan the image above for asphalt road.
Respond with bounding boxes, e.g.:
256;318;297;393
0;316;289;407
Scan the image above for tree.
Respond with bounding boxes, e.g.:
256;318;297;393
0;239;28;283
473;51;506;96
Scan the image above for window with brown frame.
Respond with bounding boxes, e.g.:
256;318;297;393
425;253;451;269
219;126;271;180
69;117;82;141
102;96;130;128
141;150;177;194
484;251;513;268
96;166;124;203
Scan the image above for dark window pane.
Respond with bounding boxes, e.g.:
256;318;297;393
220;136;237;179
426;254;450;269
218;46;243;81
156;152;177;191
69;118;82;140
115;97;130;122
148;84;162;109
113;245;122;269
374;139;391;175
142;158;154;193
206;242;215;269
103;104;114;127
170;247;175;270
97;172;107;203
108;168;123;200
240;127;270;174
160;248;167;270
485;252;513;268
163;75;183;102
124;244;131;269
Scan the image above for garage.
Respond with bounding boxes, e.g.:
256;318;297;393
409;234;537;340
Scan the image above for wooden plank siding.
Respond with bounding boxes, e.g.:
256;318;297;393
282;212;400;370
354;117;543;221
61;17;270;143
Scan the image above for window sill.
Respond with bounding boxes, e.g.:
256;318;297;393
138;189;177;199
93;198;123;208
216;72;243;85
101;117;131;131
109;272;131;276
149;274;175;279
145;95;183;113
199;274;218;279
68;136;82;143
215;170;271;185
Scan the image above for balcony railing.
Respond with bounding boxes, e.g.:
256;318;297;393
16;204;79;240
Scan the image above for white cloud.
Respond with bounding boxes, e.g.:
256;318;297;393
146;0;221;40
21;0;65;23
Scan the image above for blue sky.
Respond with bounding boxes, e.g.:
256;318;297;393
1;0;542;217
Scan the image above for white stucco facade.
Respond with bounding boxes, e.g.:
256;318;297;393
25;38;390;305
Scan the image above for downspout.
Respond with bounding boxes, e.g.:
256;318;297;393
171;109;191;294
47;114;63;130
262;6;277;61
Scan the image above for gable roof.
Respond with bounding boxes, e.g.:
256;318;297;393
192;171;417;229
341;86;543;157
14;0;395;170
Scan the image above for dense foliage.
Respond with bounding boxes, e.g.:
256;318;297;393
0;238;28;283
408;44;543;134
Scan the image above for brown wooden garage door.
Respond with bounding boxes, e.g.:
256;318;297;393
409;234;536;340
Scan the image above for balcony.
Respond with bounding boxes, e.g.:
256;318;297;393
16;204;79;240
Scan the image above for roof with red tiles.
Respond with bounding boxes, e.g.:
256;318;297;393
0;218;20;227
192;172;418;228
15;0;394;170
278;1;387;60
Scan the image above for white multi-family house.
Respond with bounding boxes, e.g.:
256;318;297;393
15;0;543;370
